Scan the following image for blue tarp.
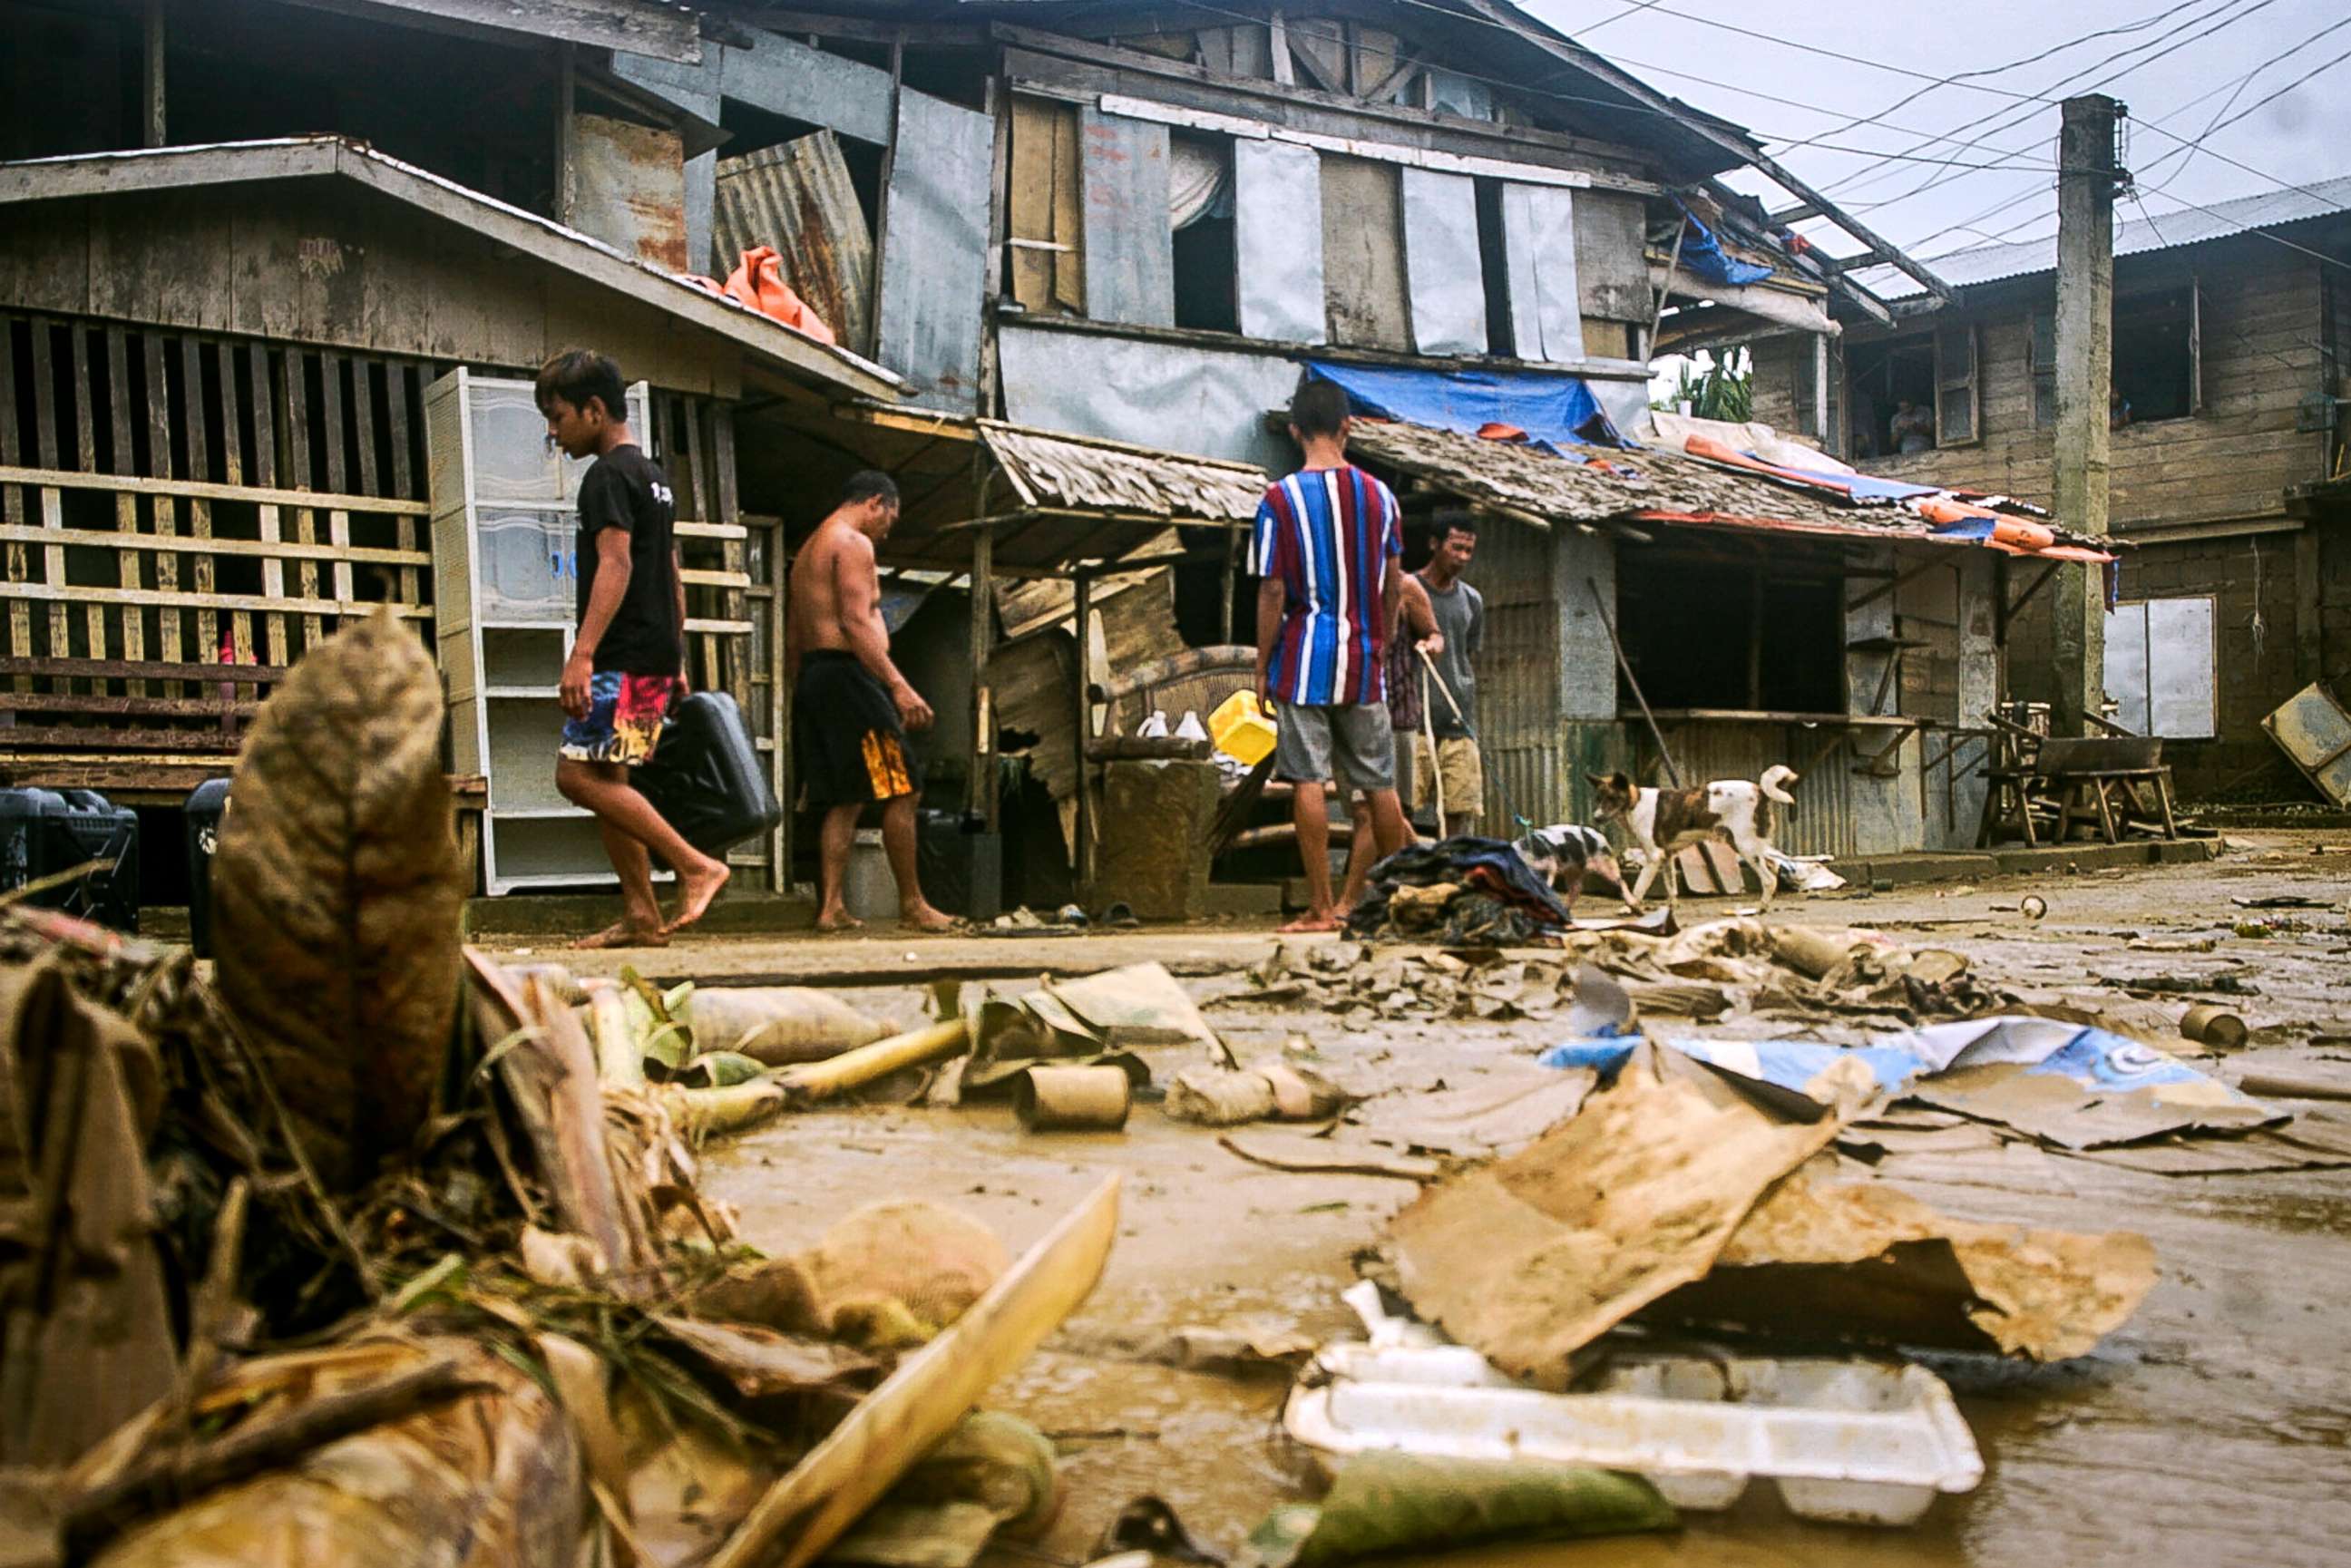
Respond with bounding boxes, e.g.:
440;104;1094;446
1303;361;1628;450
1673;205;1775;287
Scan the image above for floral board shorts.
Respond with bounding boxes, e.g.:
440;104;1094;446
559;671;683;766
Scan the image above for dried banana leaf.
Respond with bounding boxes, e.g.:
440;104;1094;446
210;614;463;1189
85;1339;584;1568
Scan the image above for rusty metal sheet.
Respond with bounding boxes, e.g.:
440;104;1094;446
1234;137;1325;345
2263;681;2351;808
1499;182;1585;364
570;112;688;273
1400;168;1486;356
715;131;873;352
875;90;992;410
1079;109;1176;328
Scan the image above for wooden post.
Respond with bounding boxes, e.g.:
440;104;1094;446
967;521;993;819
1072;568;1093;896
554;42;578;225
2049;93;2122;736
2294;523;2324;687
142;0;166;148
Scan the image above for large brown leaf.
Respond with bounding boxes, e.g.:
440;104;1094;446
212;613;463;1189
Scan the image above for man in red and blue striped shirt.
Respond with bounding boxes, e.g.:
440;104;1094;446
1251;380;1410;931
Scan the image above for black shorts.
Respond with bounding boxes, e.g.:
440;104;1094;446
795;650;916;806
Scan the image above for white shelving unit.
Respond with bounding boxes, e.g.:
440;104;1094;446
426;369;653;894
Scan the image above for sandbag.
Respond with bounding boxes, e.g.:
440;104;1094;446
689;987;888;1066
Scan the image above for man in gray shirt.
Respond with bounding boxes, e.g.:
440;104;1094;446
1413;511;1484;838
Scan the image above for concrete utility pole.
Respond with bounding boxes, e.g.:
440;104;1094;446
2049;94;2125;735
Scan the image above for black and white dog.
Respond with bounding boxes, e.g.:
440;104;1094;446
1511;823;1635;916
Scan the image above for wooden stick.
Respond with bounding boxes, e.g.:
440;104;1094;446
1585;576;1682;787
1414;642;1465;727
62;1354;489;1555
1422;660;1445;826
773;1018;971;1105
707;1174;1119;1568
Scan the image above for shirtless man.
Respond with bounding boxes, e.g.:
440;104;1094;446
788;471;954;931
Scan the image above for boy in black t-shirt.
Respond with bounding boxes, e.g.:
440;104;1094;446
538;349;731;947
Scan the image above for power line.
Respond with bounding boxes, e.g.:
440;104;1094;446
1826;0;2256;201
1569;0;1670;38
1768;0;2217;161
1163;0;2063;171
1830;0;2286;209
2132;29;2351;197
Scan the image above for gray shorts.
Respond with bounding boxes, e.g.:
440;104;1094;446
1274;701;1396;794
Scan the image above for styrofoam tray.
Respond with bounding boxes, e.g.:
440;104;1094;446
1289;1292;1981;1526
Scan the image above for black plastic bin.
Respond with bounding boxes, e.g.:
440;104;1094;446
185;777;234;959
0;787;142;931
631;690;784;857
917;810;1003;920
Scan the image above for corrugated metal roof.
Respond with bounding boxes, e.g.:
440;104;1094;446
1857;172;2351;300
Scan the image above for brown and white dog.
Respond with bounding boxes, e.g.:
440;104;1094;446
1588;765;1799;912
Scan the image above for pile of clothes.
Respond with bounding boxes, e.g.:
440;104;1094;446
1344;838;1575;946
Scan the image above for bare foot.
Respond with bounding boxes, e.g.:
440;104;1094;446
900;901;959;932
1279;911;1342;934
573;920;669;950
664;860;731;934
815;907;866;932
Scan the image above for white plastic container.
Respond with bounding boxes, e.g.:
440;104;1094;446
1289;1290;1982;1527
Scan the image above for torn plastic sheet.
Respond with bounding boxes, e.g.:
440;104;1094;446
1542;1020;2283;1140
1552;1017;2287;1148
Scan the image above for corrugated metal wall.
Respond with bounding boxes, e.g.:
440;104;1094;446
1476;516;1564;830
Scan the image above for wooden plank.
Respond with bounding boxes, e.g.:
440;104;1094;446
320;352;356;605
180;336;220;683
385;362;423;606
0;580;429;618
9;656;290;683
70;325;113;690
283;348;326;651
707;1175;1118;1568
713;404;749;711
0;463;430;515
1008;97;1060;313
218;342;257;683
0;319;29;687
249;346;289;667
0;524;429;568
1;690;259;720
28;321;70;667
143;333;185;675
104;329;144;682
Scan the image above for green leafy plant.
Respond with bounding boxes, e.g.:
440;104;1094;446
1653;350;1753;422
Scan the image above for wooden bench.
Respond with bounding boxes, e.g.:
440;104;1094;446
1975;714;2178;847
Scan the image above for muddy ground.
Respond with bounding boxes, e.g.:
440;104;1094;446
534;833;2351;1567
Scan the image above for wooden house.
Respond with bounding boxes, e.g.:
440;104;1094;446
5;0;2034;905
1740;178;2351;800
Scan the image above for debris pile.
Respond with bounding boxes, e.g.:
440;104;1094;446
0;616;1116;1568
1234;917;2017;1029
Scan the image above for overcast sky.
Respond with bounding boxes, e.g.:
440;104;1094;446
1522;0;2351;265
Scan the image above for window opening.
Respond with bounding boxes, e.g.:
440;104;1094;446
1615;544;1845;714
1842;333;1936;459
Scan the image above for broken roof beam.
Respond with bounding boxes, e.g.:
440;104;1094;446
1442;0;1954;303
269;0;703;62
